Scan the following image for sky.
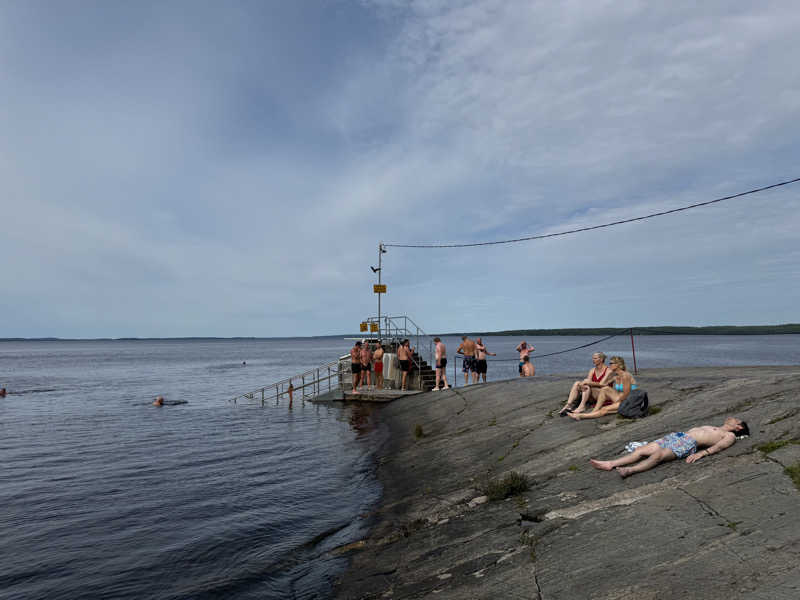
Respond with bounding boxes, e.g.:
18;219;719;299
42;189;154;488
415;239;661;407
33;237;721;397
1;0;799;338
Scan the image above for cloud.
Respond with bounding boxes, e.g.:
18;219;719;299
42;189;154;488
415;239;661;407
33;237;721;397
1;0;799;336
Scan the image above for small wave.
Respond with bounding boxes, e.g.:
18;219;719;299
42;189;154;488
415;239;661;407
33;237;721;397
207;363;248;372
7;388;57;395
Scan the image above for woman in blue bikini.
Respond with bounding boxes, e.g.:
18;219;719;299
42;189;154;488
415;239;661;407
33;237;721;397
569;355;636;420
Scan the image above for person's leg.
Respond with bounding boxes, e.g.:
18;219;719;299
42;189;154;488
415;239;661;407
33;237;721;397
352;370;360;393
442;368;449;389
559;381;583;414
590;442;662;470
588;387;619;413
617;448;675;478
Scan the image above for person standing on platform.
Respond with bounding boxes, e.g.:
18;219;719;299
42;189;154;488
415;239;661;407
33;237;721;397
350;341;362;393
373;343;385;390
456;336;478;385
360;340;373;389
432;337;450;390
397;339;414;391
516;341;535;375
474;338;496;383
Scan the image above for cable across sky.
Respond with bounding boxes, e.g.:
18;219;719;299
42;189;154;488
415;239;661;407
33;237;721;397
384;176;800;249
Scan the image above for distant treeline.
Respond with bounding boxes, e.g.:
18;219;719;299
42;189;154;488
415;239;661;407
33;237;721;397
470;324;800;336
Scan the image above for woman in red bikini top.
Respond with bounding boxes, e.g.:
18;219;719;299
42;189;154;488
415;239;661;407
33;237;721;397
558;352;613;416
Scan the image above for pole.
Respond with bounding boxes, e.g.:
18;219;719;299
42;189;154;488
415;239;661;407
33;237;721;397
377;243;383;340
630;329;638;375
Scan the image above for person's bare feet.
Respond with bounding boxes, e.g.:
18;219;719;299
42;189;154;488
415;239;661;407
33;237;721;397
590;459;613;471
616;467;633;478
568;412;583;420
571;406;585;414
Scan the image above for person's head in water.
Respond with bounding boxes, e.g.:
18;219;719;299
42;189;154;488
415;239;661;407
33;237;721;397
725;417;750;438
153;396;164;406
0;387;6;397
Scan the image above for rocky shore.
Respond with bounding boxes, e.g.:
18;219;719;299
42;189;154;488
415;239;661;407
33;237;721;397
334;366;800;599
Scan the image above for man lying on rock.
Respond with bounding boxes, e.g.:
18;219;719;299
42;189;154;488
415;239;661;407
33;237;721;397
590;417;749;478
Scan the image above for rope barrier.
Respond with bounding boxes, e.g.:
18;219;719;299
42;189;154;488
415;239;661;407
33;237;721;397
463;328;633;362
384;176;800;249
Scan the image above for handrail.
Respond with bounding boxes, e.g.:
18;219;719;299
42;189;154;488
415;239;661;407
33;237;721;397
231;314;437;403
363;314;436;373
230;355;348;405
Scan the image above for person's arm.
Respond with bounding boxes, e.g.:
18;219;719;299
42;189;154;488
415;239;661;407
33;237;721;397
685;433;736;463
456;343;464;355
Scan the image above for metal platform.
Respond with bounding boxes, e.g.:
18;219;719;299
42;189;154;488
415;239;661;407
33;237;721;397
342;387;424;402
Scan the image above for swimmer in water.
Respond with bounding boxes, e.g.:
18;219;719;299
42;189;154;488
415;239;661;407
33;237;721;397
153;396;164;406
0;388;6;397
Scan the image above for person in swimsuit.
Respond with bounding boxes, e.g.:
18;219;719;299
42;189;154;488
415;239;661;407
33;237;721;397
569;356;635;420
373;344;385;390
456;336;478;385
350;341;362;393
590;417;749;478
360;341;373;389
520;355;535;377
516;341;535;375
432;337;450;390
474;338;495;383
397;339;414;391
559;352;614;416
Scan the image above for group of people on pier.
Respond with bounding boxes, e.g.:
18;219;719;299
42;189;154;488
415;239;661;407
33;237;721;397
349;336;540;393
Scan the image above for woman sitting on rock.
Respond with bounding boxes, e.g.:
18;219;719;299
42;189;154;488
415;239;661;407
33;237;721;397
569;356;636;420
558;352;613;416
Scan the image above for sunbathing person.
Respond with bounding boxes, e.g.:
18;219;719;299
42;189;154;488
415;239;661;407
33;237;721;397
590;417;749;477
569;356;635;420
559;352;613;416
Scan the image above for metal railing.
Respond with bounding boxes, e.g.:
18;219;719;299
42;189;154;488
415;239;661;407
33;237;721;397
230;355;347;405
230;315;436;404
363;314;436;372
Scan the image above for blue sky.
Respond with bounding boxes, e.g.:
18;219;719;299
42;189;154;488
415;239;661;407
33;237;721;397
1;0;799;338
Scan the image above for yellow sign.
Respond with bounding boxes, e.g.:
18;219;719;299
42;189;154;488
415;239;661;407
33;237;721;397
373;284;387;293
370;322;379;332
360;322;368;332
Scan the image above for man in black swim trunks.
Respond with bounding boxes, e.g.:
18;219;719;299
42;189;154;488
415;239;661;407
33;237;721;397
350;341;362;393
474;338;495;383
432;337;449;390
397;339;414;391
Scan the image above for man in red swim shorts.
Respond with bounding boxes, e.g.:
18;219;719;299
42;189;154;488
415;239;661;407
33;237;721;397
373;343;385;389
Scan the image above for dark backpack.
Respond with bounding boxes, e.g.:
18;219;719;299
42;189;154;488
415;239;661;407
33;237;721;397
618;388;649;418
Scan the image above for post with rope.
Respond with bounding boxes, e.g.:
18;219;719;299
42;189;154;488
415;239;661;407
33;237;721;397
630;328;638;375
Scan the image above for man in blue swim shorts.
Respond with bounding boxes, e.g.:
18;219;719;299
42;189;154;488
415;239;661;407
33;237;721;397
589;417;749;478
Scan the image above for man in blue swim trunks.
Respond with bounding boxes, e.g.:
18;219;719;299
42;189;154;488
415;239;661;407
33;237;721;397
589;417;749;478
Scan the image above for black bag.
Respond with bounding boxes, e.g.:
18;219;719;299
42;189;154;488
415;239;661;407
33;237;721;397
618;389;649;418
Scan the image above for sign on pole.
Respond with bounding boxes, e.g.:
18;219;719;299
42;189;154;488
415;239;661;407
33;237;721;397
373;284;387;294
370;322;379;332
360;322;368;332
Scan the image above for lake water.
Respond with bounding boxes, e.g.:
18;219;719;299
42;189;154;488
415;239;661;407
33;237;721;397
1;335;798;599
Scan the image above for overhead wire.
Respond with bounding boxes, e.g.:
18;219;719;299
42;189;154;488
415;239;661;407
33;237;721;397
384;176;800;249
482;328;632;361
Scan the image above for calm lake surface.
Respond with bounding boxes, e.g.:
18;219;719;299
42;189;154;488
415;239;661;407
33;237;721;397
1;335;798;599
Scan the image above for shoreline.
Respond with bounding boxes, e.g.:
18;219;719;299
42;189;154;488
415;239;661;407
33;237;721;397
335;366;800;599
